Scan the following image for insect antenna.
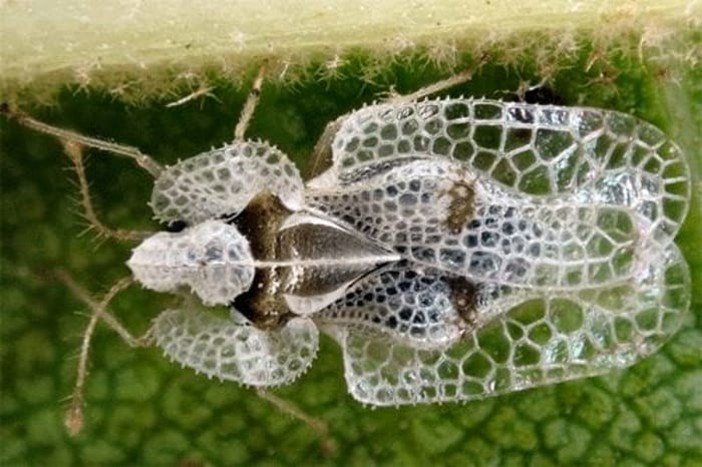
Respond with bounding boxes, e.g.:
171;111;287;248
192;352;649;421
56;272;152;435
2;103;155;242
1;102;164;177
63;171;112;248
60;140;151;242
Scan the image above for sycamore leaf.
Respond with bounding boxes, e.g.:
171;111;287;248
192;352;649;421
1;32;700;465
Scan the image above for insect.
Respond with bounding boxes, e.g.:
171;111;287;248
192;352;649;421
4;69;691;417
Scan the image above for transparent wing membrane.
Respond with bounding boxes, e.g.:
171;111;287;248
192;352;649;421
447;202;641;289
335;243;689;405
315;262;476;350
313;98;691;403
330;99;690;243
125;97;690;404
308;159;643;289
153;309;318;386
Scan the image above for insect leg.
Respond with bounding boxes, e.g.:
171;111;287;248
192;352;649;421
306;66;479;179
3;104;156;241
57;272;152;435
62;141;152;242
337;242;689;406
256;389;336;455
1;103;163;177
306;114;346;180
383;67;477;104
233;63;267;142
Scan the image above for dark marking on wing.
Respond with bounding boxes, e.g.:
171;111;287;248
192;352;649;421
445;275;479;326
444;173;476;235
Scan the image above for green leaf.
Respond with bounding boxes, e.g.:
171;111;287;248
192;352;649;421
2;31;701;467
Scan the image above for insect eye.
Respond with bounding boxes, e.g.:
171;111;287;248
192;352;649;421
165;220;188;233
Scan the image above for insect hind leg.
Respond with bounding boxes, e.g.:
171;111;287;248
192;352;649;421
256;389;337;455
